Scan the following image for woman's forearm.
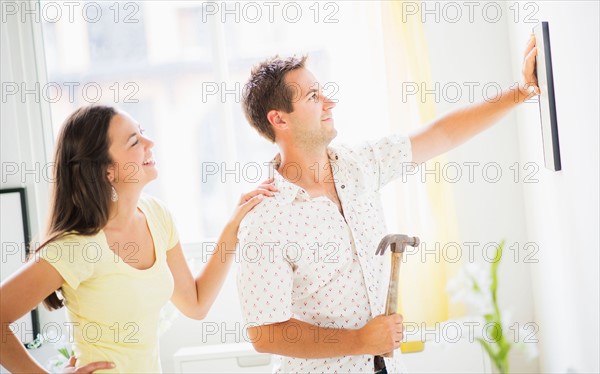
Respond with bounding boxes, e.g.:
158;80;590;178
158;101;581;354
0;330;48;373
192;221;240;317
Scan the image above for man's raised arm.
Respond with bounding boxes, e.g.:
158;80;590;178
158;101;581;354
410;35;540;165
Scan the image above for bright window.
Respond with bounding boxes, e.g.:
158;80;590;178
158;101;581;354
40;1;397;243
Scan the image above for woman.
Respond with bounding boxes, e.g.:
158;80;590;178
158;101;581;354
0;105;276;373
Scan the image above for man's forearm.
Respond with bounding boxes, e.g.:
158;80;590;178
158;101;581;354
248;318;363;358
410;85;534;164
438;84;532;147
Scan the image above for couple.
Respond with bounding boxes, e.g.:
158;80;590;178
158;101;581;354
1;42;539;374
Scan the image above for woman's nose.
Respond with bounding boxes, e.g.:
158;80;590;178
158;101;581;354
144;137;154;149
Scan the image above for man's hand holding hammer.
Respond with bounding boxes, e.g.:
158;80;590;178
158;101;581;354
357;314;404;355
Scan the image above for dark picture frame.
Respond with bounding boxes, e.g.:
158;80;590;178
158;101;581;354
533;21;562;171
0;188;41;346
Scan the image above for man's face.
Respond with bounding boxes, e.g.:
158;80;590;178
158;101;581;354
279;68;337;148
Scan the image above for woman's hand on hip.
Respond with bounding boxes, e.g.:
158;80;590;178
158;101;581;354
61;356;116;373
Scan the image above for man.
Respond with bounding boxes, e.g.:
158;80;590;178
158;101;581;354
237;37;538;373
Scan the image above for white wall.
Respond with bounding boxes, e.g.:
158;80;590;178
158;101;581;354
423;1;599;373
422;3;536;372
507;1;600;373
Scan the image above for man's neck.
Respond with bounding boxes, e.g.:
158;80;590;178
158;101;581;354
277;144;332;188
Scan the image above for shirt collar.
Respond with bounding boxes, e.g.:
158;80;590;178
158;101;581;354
267;148;341;206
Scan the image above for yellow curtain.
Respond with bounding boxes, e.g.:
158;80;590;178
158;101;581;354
380;1;464;347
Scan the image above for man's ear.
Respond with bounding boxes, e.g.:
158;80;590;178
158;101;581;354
267;110;288;131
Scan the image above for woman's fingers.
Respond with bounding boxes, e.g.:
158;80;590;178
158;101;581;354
77;361;116;373
234;194;264;219
240;188;273;203
235;177;277;210
258;178;279;192
258;183;279;192
63;359;115;374
243;193;264;207
238;179;279;204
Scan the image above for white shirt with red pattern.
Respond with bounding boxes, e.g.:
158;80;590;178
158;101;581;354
237;135;412;373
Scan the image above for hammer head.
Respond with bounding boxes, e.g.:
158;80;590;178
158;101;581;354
375;234;420;256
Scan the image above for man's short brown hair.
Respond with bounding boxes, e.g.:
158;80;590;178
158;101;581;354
242;55;308;143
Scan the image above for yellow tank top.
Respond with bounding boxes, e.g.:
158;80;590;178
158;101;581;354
39;195;178;373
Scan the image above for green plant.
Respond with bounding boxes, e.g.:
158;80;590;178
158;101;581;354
447;240;536;374
476;240;511;374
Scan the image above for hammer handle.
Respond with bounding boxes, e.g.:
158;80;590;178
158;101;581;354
382;251;402;358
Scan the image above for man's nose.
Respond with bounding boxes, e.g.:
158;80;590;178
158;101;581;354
322;94;336;110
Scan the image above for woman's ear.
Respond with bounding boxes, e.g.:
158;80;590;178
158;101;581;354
106;165;115;184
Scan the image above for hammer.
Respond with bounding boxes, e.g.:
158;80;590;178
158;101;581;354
375;234;420;357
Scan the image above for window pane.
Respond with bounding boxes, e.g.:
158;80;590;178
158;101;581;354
40;1;392;243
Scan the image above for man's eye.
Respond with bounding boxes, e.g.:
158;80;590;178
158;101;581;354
311;93;319;102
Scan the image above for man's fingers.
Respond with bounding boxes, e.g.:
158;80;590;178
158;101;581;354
523;82;541;96
522;46;540;95
523;46;537;76
524;35;536;57
526;46;538;66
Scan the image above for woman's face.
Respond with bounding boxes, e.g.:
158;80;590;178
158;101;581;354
106;111;157;190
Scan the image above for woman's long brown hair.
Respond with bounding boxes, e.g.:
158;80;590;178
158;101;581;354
33;105;117;310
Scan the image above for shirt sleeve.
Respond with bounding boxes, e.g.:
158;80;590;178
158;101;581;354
236;211;294;326
145;195;180;250
161;203;179;250
352;134;413;190
38;236;96;290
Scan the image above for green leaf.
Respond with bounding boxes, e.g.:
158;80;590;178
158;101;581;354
487;321;504;343
58;346;71;359
477;337;496;357
477;338;503;372
490;240;505;316
466;272;481;293
490;241;505;292
497;339;512;360
473;240;511;373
